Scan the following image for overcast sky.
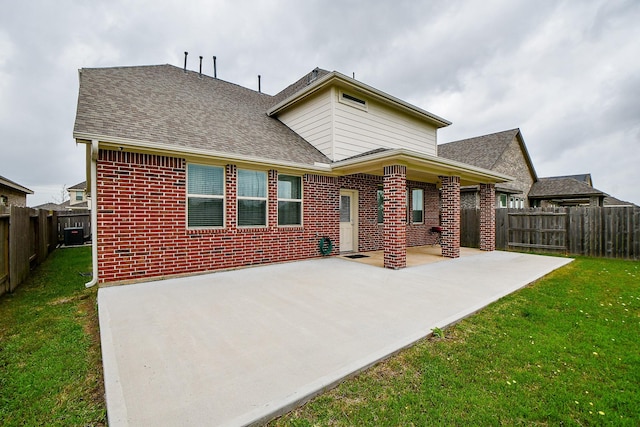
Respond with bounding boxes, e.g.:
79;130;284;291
2;0;639;206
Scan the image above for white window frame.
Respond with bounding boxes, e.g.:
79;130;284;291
237;169;268;227
411;188;424;224
499;194;508;208
277;174;303;226
186;163;225;229
377;187;384;224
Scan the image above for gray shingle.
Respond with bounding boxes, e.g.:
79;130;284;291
528;177;604;198
271;67;331;105
74;65;330;165
437;129;520;170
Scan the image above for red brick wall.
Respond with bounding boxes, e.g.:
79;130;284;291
479;183;496;251
383;165;407;269
337;174;440;252
338;174;383;251
407;181;440;247
440;175;461;258
96;150;339;283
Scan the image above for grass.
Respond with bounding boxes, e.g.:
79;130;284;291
1;252;638;426
272;257;640;426
0;246;105;426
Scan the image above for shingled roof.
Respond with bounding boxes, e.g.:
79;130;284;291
528;177;605;198
437;129;523;171
74;65;330;165
0;174;33;194
271;67;331;105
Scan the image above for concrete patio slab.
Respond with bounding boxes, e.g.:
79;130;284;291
98;251;572;426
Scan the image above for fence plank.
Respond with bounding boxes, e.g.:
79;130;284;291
0;213;8;295
483;206;640;260
0;206;60;296
460;208;479;248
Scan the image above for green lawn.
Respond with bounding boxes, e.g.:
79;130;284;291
1;251;638;426
272;257;640;426
0;246;105;426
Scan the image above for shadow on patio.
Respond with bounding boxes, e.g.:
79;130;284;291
339;245;484;268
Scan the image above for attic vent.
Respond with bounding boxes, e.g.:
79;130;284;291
342;92;366;105
339;91;368;111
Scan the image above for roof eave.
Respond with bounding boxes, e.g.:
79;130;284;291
331;148;513;185
267;72;452;128
529;192;605;199
73;132;334;174
0;178;33;195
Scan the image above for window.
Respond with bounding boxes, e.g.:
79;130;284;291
278;175;302;226
377;187;384;224
187;164;224;228
411;189;424;223
238;169;267;226
75;191;83;201
499;194;508;208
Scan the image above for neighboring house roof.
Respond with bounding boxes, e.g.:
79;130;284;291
437;129;537;179
603;195;637;207
74;65;331;166
528;177;605;199
33;202;69;211
544;173;592;186
69;181;87;190
0;174;33;194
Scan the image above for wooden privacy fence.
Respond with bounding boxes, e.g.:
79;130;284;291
462;207;640;259
0;206;59;297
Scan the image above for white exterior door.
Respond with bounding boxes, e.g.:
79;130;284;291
339;190;357;252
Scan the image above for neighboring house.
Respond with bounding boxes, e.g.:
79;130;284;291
73;65;510;284
67;181;91;210
438;129;537;209
0;174;33;207
529;174;636;207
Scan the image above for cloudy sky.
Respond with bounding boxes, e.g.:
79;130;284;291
2;0;639;206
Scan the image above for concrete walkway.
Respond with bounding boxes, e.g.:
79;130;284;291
98;251;572;426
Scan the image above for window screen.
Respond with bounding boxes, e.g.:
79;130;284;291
238;170;267;226
278;175;302;225
187;164;224;228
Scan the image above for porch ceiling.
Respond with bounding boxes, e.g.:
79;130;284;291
331;149;513;186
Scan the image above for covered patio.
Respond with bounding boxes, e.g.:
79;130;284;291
333;149;513;269
340;245;484;267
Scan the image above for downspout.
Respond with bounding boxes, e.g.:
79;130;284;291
85;139;99;288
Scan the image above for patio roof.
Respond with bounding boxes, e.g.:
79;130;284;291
331;148;513;185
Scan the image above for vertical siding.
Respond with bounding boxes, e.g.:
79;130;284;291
333;94;437;160
276;89;334;159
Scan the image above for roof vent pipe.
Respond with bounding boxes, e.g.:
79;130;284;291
213;56;217;79
199;56;203;77
258;75;261;93
183;51;188;72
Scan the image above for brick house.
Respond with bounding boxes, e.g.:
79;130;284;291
438;129;537;209
73;65;510;284
0;174;33;207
